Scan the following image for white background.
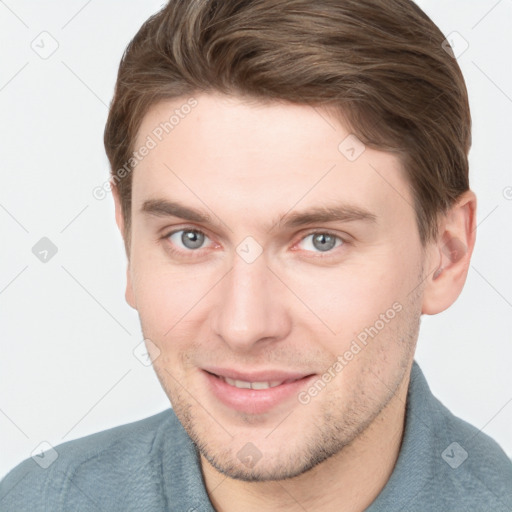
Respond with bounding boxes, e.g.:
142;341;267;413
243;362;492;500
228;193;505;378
1;0;511;479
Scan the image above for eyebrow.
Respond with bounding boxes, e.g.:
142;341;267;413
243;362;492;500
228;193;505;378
141;198;377;231
277;204;377;229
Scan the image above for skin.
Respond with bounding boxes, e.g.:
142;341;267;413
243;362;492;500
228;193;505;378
113;93;476;511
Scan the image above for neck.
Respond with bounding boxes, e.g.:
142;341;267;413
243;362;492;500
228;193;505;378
200;371;410;512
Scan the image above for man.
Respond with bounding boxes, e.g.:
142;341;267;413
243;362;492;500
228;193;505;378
1;0;511;510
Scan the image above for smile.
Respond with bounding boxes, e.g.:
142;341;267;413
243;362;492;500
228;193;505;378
203;370;316;414
221;376;303;390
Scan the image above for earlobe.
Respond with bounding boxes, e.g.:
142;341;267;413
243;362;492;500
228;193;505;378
421;190;477;315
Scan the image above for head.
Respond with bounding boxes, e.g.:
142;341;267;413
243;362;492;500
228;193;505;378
104;0;476;482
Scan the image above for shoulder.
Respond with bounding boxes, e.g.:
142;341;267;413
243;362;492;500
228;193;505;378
375;362;512;512
0;409;180;512
426;383;512;510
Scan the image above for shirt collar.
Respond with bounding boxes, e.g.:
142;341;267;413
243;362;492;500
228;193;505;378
366;359;437;510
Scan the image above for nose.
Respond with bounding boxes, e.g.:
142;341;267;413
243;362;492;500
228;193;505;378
210;250;292;353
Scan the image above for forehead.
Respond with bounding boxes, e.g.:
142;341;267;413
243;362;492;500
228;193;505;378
131;93;415;234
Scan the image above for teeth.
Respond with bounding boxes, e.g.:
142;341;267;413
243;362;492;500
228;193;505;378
234;379;251;389
223;377;284;389
251;381;272;390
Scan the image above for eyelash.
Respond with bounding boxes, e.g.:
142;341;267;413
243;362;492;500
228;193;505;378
161;226;348;260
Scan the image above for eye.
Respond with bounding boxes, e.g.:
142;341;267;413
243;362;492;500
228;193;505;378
297;231;344;254
162;227;346;259
166;228;212;252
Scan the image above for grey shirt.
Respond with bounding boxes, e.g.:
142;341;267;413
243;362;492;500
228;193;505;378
1;361;511;511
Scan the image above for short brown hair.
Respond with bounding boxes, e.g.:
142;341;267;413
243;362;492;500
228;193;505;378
104;0;471;252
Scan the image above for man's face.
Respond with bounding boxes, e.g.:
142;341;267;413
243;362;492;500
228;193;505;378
124;93;430;481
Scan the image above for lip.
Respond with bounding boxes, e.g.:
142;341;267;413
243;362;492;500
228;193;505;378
202;368;316;415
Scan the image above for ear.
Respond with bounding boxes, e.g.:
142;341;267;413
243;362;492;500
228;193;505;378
112;182;125;235
112;184;137;310
421;190;477;315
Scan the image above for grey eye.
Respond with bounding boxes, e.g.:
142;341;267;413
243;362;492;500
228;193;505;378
299;233;343;253
169;229;207;250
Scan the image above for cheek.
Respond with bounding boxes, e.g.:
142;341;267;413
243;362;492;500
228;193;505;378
130;248;218;340
280;252;411;337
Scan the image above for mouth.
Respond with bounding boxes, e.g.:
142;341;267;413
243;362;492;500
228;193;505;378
202;368;316;415
219;375;302;389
